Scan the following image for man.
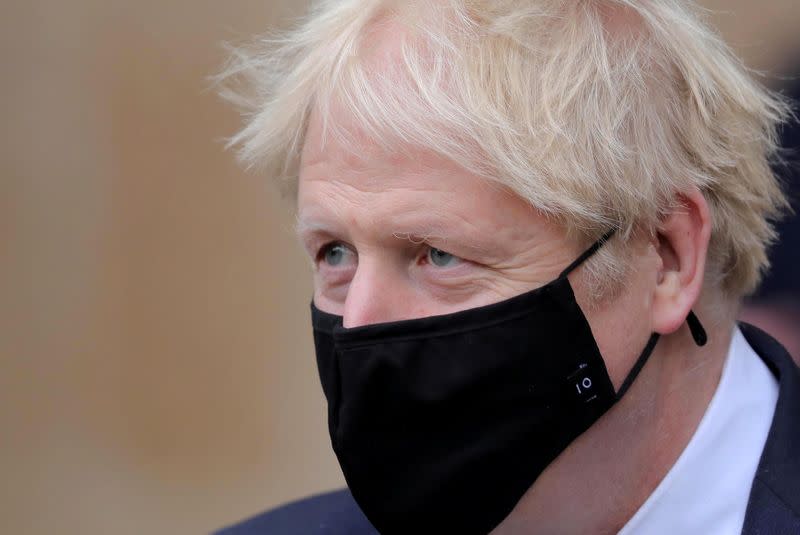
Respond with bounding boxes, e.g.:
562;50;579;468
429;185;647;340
217;1;800;533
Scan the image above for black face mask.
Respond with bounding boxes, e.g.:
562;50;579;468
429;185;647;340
311;231;706;535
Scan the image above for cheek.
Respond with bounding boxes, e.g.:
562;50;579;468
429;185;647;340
313;285;346;316
577;276;655;391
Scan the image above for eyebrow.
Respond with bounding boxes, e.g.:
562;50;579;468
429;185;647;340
293;216;330;238
296;214;456;243
389;230;494;256
295;212;504;259
294;216;338;255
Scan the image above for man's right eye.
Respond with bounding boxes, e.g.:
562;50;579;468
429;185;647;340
318;242;356;268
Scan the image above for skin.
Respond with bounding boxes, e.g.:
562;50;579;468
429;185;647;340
295;15;736;533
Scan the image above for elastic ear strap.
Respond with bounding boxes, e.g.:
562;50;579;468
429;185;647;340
616;311;707;399
559;229;617;279
616;333;660;400
687;311;707;346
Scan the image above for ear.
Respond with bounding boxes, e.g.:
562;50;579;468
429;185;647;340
652;187;712;336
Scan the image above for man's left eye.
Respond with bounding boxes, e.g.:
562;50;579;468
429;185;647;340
428;247;462;268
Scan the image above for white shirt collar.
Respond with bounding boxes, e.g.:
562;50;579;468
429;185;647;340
618;327;779;535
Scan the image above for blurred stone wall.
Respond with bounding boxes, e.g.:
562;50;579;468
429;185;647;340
1;1;798;533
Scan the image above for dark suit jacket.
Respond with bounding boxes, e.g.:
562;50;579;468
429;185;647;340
217;323;800;534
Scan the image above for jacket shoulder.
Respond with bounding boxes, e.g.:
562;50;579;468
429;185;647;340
214;489;377;535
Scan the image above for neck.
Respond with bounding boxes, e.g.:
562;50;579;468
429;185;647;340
492;317;736;535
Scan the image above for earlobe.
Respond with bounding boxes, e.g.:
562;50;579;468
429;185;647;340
651;187;712;337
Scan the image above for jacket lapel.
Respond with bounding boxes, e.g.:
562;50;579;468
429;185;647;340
739;322;800;534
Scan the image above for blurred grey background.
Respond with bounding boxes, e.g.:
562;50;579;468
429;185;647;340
1;1;799;533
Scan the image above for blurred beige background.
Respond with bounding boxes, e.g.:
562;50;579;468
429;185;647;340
1;1;799;534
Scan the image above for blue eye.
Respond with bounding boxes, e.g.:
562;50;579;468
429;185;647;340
321;243;353;267
428;247;460;267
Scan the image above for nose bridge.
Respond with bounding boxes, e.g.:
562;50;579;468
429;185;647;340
343;256;404;328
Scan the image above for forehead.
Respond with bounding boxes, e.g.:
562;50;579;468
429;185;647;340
295;103;568;257
302;101;517;199
299;104;476;195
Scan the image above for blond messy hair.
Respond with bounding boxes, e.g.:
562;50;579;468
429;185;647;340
218;0;791;298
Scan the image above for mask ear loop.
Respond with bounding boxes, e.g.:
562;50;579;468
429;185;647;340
555;228;709;399
558;229;617;279
616;333;660;399
686;310;708;346
615;312;706;399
